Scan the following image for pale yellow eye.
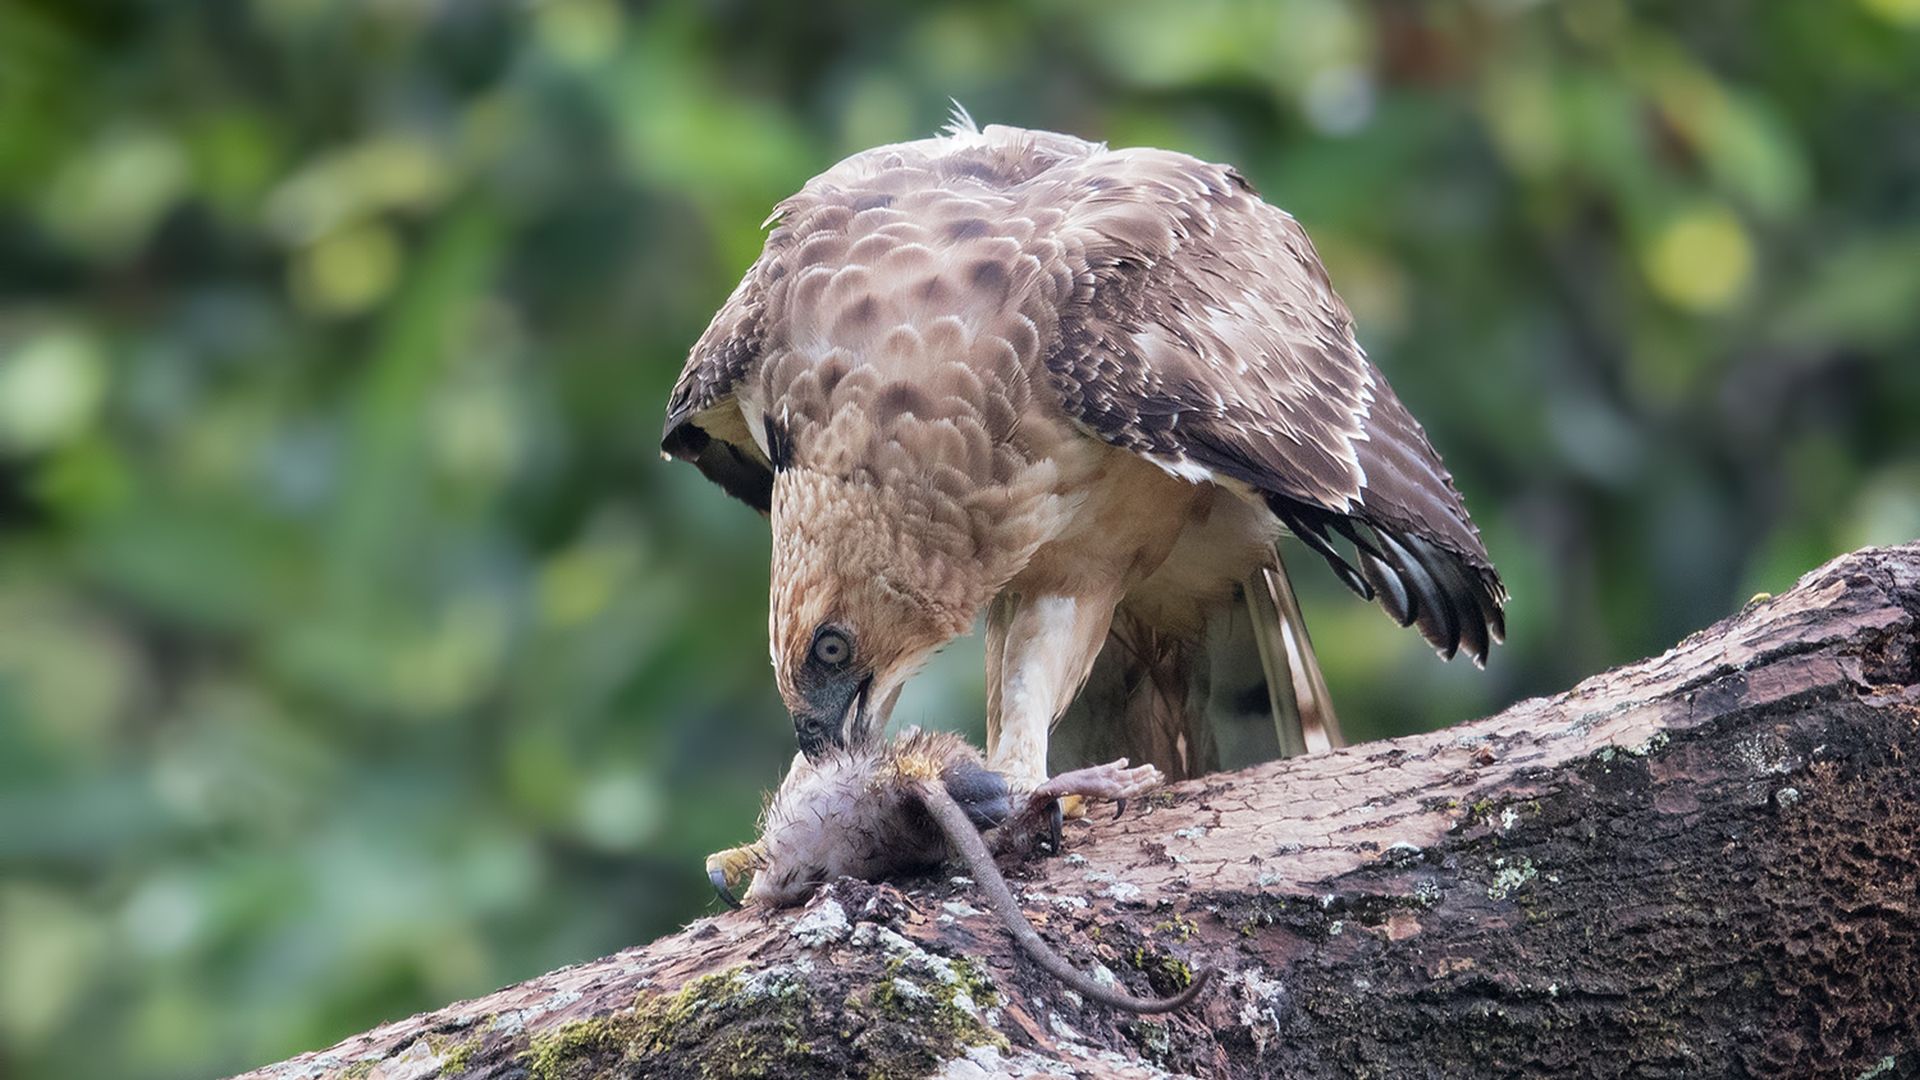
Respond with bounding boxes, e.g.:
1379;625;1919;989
811;630;851;667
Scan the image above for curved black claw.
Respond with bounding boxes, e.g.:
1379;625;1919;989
1113;798;1128;821
710;866;742;910
1047;798;1064;855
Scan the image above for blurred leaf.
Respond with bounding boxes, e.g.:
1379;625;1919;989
41;127;188;259
1641;203;1754;313
0;328;107;454
1770;228;1920;349
1860;0;1920;27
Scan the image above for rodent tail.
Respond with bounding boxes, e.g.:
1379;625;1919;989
915;779;1211;1014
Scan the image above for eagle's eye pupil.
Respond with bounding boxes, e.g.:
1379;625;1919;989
812;631;850;667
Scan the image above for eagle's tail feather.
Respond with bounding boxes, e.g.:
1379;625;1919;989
1358;548;1413;626
1374;528;1503;666
1374;530;1460;660
1248;559;1345;757
1267;494;1505;668
1267;500;1373;601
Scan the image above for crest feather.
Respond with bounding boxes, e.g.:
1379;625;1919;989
943;99;979;137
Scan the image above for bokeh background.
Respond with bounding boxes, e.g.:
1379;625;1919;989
2;1;1916;1076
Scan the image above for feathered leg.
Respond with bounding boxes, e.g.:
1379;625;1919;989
984;592;1013;763
984;587;1126;787
1050;608;1217;782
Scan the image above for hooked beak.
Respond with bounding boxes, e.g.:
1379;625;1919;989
793;675;871;759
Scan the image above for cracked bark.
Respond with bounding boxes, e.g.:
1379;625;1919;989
235;543;1920;1080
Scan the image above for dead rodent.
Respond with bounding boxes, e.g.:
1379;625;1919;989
706;729;1211;1014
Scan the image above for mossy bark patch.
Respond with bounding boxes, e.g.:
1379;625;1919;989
518;955;1002;1080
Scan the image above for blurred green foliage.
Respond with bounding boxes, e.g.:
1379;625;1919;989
1;1;1916;1076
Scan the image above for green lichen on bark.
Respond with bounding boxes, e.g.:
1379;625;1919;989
1127;944;1197;996
856;953;1004;1079
429;1032;481;1076
519;968;812;1080
522;1015;629;1080
1150;915;1200;942
1126;1018;1174;1066
517;952;1002;1080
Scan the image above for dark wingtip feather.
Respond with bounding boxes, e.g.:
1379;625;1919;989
1378;531;1460;660
1270;497;1506;666
1359;549;1412;626
661;421;775;513
1418;540;1489;666
1391;531;1505;666
1330;516;1384;559
1269;497;1372;601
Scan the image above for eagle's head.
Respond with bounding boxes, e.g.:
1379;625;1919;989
768;465;995;758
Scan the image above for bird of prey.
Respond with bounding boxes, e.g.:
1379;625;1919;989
663;113;1505;788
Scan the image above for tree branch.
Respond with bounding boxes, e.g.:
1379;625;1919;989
237;543;1920;1080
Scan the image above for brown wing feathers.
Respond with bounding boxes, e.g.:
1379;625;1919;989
662;258;780;511
1045;148;1508;665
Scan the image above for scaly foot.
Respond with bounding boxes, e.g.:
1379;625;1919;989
1036;758;1163;817
705;841;766;909
1011;758;1164;853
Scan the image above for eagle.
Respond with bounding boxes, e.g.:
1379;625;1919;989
663;115;1505;789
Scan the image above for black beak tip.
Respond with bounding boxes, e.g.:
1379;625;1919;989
793;675;871;760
